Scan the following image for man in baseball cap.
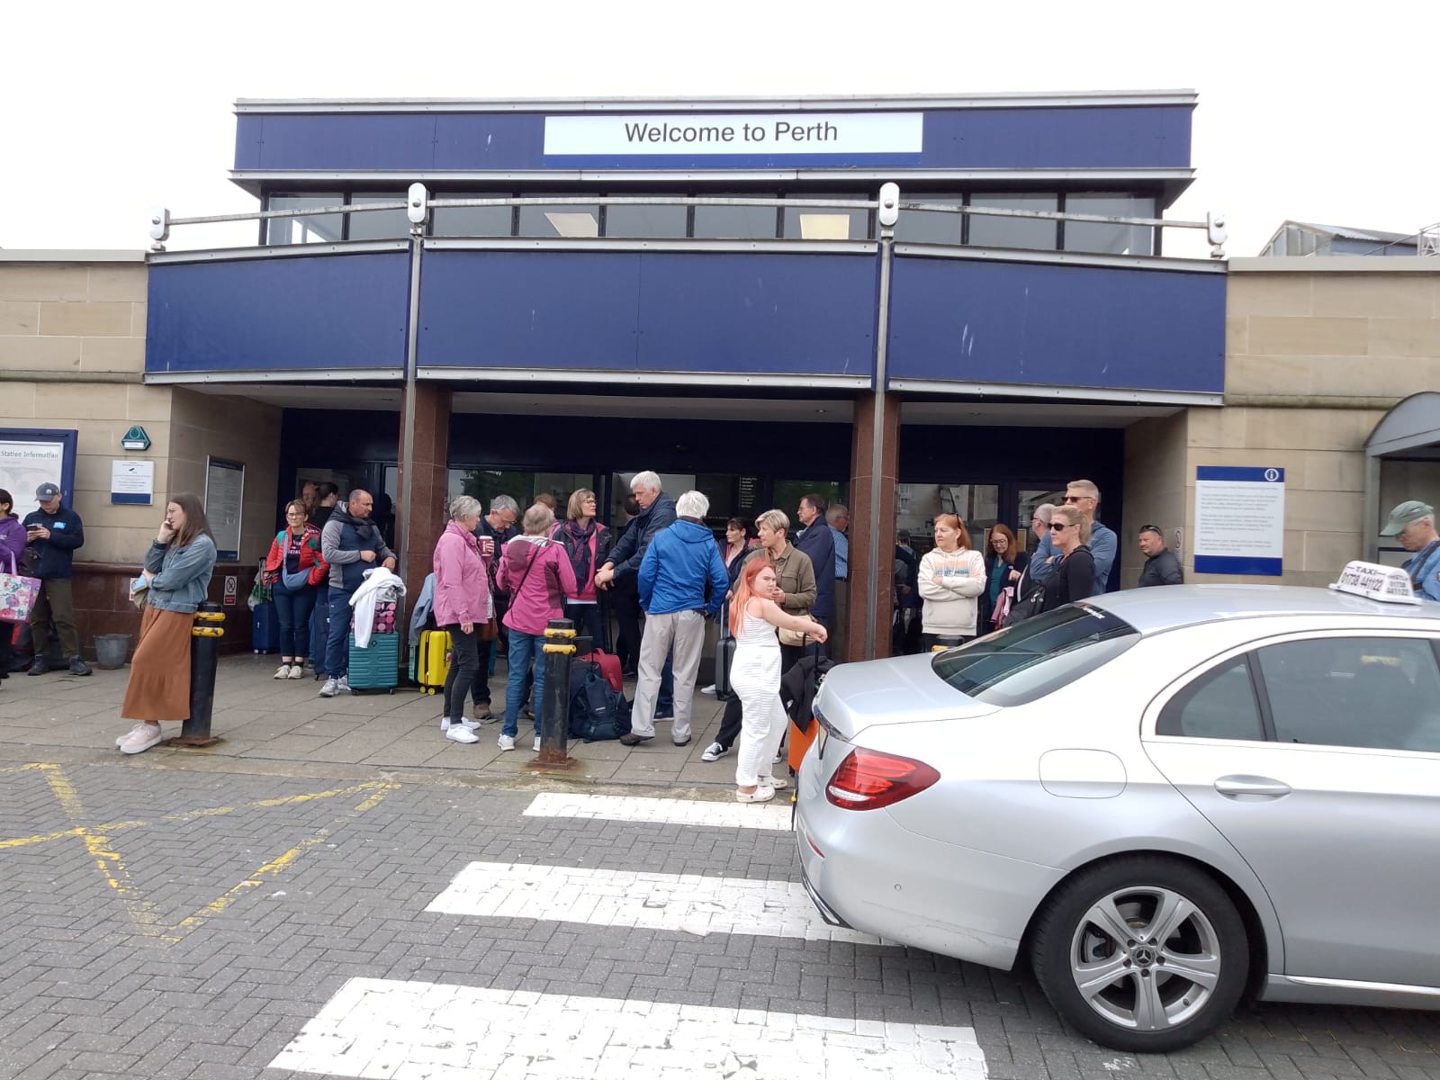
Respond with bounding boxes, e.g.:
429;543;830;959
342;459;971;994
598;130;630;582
1380;500;1440;601
20;482;91;675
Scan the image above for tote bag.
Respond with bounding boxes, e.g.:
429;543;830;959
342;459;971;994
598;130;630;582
0;551;41;624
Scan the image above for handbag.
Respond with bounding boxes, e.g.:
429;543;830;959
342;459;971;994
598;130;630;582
990;586;1013;628
477;616;499;642
0;551;41;624
778;626;809;647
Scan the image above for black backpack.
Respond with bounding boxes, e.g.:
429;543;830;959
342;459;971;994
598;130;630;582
568;660;633;742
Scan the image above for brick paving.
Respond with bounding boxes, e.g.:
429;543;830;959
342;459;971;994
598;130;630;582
0;659;1438;1079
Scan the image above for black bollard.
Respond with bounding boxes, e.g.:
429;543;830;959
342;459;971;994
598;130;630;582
171;601;225;747
533;618;576;768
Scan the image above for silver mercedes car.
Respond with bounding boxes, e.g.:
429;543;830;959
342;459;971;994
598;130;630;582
795;582;1440;1052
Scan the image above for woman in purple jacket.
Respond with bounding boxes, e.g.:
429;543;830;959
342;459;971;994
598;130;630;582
495;503;577;752
0;489;26;682
432;496;493;745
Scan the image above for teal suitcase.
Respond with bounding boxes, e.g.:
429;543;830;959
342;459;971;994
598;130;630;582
347;631;399;693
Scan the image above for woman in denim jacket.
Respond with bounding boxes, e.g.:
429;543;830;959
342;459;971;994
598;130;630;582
115;492;218;755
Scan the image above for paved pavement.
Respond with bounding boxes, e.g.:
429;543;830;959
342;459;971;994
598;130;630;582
1;658;1438;1079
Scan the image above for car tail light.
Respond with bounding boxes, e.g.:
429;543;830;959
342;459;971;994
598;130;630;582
825;748;940;811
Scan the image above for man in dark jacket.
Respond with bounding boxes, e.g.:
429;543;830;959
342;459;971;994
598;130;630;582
319;490;396;696
596;471;678;715
1136;525;1184;587
23;482;90;675
621;491;728;748
793;493;837;654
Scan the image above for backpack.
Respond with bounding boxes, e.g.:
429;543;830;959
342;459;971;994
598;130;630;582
568;659;633;742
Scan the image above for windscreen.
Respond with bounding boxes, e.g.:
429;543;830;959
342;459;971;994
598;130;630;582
931;604;1139;707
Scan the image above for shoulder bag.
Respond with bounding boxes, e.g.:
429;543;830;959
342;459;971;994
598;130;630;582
0;550;41;624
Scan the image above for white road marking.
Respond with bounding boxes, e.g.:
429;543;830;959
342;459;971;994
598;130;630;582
270;977;988;1080
524;791;794;830
426;861;880;943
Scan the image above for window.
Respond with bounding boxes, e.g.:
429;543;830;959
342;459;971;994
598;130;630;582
782;196;869;241
968;193;1059;250
265;194;343;245
1064;195;1155;256
1157;657;1265;740
604;202;688;238
931;604;1138;707
432;196;514;238
518;201;600;238
1256;637;1440;752
347;194;410;241
693;196;779;240
893;194;963;245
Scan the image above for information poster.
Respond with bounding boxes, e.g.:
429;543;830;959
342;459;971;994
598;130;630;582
0;437;68;518
1193;466;1285;576
110;459;155;505
205;457;245;561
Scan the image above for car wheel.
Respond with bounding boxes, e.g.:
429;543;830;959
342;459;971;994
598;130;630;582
1030;856;1248;1052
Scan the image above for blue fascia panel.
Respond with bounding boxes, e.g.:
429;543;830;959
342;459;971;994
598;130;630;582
886;256;1225;394
145;252;410;373
1194;555;1283;576
234;105;1192;174
418;249;876;379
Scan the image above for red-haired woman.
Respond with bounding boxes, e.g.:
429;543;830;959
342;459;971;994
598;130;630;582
917;513;985;650
729;556;827;803
984;522;1029;630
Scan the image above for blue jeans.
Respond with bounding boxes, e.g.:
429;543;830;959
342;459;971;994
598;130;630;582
310;584;330;674
502;628;545;739
326;588;353;678
272;583;317;659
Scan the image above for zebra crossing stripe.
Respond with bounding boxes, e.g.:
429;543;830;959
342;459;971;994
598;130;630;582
426;860;880;943
269;977;988;1080
523;791;794;830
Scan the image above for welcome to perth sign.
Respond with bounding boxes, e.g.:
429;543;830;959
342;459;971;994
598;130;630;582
543;112;924;156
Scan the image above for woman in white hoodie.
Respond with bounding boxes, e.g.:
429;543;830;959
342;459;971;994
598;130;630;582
917;514;986;650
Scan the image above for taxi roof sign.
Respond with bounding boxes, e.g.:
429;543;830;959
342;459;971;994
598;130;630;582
1329;561;1420;605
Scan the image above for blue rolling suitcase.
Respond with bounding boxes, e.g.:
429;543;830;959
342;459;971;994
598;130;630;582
348;631;399;693
251;602;280;654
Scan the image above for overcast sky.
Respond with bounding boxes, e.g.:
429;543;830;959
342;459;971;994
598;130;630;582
3;1;1435;259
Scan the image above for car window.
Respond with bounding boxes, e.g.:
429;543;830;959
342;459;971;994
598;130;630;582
1256;637;1440;752
931;604;1138;707
1156;657;1265;740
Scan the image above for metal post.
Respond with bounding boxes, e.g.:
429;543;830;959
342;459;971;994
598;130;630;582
397;184;428;570
171;601;224;747
534;618;576;768
865;211;897;661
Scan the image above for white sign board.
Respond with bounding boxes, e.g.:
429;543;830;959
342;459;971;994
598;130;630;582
1193;466;1285;576
110;459;155;505
544;112;924;156
0;438;67;519
205;457;245;561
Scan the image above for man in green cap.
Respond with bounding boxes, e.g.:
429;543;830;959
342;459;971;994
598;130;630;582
1380;500;1440;601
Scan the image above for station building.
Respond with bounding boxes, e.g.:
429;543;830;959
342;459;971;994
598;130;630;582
3;91;1437;656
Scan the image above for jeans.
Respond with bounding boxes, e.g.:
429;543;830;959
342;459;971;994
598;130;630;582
311;584;330;674
272;583;317;659
472;635;495;706
502;628;546;739
325;588;353;678
441;624;480;722
30;578;80;658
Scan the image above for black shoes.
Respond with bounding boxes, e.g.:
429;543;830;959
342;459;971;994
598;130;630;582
69;656;92;676
27;658;49;676
618;733;651;747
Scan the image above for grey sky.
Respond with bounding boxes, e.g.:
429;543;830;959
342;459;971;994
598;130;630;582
3;1;1435;258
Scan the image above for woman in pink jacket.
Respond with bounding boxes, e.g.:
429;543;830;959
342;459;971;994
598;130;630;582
495;502;578;752
432;496;493;745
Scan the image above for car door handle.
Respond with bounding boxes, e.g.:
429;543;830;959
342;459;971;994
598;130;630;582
1214;775;1292;799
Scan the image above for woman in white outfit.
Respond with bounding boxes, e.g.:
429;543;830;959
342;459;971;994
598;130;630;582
729;555;828;803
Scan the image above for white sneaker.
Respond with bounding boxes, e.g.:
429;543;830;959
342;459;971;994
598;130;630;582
445;726;479;744
699;684;716;696
532;736;542;752
115;723;148;748
336;676;351;694
441;717;482;732
287;665;304;680
273;664;291;680
497;734;516;751
735;786;776;804
700;742;726;763
119;724;163;755
319;677;339;697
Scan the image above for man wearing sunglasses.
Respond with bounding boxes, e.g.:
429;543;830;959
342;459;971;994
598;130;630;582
1136;524;1184;587
1062;479;1117;594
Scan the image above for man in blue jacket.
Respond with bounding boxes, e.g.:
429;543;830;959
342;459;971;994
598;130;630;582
596;471;678;715
794;493;837;654
620;490;727;748
23;482;90;676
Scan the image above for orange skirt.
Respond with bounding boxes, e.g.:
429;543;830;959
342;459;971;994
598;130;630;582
121;607;193;722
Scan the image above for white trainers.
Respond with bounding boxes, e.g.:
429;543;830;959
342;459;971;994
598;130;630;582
445;726;479;744
699;684;716;696
273;664;291;679
700;741;726;763
440;717;483;732
336;676;351;694
115;723;148;748
119;724;164;755
497;734;516;751
532;736;542;752
319;677;339;697
287;664;304;679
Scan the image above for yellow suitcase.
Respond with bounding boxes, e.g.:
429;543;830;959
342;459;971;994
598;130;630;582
418;628;451;695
